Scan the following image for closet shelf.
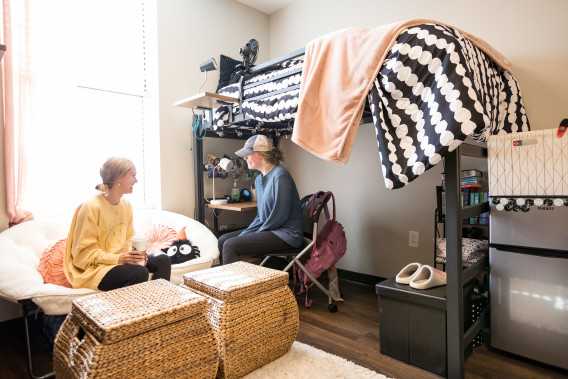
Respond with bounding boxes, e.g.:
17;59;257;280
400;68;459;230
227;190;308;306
461;256;489;286
461;202;489;220
174;92;238;109
459;143;487;158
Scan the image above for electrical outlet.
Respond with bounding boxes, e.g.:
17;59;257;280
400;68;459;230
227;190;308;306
409;231;419;248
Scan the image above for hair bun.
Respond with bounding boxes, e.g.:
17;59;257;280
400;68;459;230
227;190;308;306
95;183;110;192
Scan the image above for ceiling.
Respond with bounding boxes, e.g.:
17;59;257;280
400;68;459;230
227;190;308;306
236;0;295;15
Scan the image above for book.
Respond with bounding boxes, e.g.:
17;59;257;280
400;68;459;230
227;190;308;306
470;192;480;224
461;176;483;184
461;169;482;178
441;181;486;189
441;169;483;181
461;182;485;188
462;187;471;206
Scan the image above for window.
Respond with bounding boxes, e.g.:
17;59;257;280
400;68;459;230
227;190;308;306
23;0;160;217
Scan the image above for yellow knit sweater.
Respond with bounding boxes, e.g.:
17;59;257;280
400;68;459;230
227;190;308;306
63;193;134;290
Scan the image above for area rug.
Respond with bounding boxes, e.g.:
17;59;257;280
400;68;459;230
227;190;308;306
244;341;389;378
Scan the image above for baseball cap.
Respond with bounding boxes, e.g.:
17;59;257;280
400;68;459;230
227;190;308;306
235;135;274;157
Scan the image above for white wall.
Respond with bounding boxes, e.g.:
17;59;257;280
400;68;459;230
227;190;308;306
157;0;270;217
270;0;568;277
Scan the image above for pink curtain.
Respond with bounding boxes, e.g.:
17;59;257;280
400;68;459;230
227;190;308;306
2;0;34;226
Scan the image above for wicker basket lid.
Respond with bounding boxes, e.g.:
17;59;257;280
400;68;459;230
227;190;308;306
71;279;206;344
182;262;289;302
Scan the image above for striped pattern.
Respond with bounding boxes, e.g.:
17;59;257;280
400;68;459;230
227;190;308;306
38;238;72;288
144;223;178;255
214;58;303;128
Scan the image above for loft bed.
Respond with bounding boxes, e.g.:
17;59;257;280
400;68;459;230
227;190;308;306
175;19;530;379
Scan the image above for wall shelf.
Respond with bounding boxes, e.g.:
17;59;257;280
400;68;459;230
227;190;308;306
174;92;238;109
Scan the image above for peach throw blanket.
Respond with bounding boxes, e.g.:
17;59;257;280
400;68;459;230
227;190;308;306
292;19;512;164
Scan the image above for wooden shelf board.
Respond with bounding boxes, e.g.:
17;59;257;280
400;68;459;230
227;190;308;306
206;201;257;212
174;92;238;109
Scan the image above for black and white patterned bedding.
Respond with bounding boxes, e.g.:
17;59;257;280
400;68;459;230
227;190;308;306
368;23;530;189
215;23;530;189
214;58;303;129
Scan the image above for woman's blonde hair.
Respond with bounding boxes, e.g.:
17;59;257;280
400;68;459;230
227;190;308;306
257;147;285;166
95;157;134;193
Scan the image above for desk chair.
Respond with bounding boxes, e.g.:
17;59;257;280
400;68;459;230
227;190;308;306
260;192;340;312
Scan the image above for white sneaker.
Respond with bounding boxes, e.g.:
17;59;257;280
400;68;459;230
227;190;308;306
395;262;422;284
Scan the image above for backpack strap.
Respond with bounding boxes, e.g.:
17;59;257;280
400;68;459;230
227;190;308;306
308;192;325;219
320;191;336;222
292;264;314;308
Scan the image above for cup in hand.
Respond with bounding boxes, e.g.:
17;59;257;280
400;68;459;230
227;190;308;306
131;236;147;266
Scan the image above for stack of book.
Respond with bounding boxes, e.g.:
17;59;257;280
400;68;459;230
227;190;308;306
440;169;489;225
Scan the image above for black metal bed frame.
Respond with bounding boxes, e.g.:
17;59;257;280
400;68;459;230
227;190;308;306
191;41;490;378
192;44;371;225
444;143;489;378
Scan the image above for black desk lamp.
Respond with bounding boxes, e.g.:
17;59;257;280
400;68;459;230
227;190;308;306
198;58;218;93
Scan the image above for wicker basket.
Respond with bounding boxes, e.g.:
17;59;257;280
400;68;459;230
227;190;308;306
53;279;218;378
182;262;299;379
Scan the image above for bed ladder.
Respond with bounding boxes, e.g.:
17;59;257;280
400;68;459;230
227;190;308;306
444;143;490;379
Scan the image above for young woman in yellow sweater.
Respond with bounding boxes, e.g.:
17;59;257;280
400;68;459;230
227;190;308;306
63;157;171;291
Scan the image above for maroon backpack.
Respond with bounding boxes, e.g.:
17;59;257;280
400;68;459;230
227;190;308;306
294;191;347;307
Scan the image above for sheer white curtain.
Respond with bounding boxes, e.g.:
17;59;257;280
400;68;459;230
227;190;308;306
2;0;35;226
22;0;160;218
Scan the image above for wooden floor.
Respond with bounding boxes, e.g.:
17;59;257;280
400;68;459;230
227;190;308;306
1;279;567;379
296;279;568;379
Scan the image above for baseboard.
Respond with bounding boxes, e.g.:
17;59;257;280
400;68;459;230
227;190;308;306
336;269;385;287
262;257;385;286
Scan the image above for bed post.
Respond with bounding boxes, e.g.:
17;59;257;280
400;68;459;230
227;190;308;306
193;130;205;224
444;148;465;379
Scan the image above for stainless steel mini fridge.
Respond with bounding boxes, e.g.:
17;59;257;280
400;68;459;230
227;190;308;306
489;197;568;370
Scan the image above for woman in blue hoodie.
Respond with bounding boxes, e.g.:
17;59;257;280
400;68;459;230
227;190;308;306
218;135;303;264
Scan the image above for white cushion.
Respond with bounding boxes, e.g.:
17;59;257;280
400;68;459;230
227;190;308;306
0;209;218;315
133;209;219;285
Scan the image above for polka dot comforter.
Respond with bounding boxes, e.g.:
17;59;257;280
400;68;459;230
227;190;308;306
369;23;529;189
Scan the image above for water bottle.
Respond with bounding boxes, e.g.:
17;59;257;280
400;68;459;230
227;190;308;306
231;180;240;202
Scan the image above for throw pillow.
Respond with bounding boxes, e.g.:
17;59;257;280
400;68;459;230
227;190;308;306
435;237;489;267
177;226;187;240
145;224;178;256
38;238;72;288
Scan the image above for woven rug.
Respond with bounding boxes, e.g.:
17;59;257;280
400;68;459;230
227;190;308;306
243;341;389;378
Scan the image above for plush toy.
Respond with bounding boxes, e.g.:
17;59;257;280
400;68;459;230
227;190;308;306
162;239;201;265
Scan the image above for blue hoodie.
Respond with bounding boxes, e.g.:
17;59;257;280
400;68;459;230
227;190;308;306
240;165;303;248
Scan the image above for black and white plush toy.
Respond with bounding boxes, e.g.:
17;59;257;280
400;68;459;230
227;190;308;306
162;239;201;265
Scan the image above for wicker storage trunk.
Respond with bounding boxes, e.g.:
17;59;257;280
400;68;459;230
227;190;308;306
53;279;218;379
182;262;299;379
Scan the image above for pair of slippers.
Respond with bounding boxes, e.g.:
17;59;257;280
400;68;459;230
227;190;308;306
395;263;446;289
